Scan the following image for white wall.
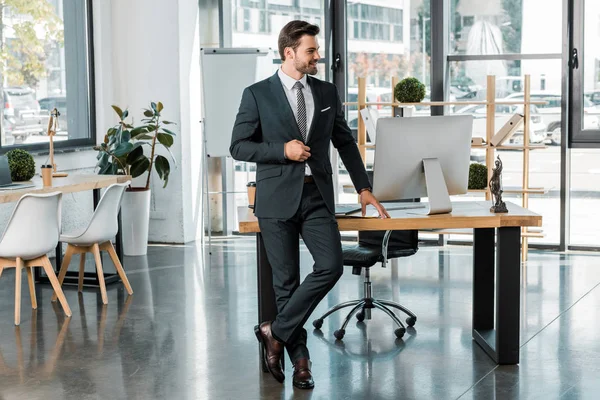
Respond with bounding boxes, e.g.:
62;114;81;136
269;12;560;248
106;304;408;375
92;0;204;244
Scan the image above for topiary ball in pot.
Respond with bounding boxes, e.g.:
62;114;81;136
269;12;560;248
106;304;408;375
469;163;488;190
394;77;426;103
7;149;36;182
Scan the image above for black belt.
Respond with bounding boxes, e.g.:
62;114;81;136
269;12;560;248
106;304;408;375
304;176;314;184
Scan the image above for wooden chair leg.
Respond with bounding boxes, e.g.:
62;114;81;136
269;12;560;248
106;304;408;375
0;266;3;279
41;256;71;317
51;245;74;302
104;242;133;295
15;257;23;325
78;253;86;292
92;243;108;304
26;267;37;309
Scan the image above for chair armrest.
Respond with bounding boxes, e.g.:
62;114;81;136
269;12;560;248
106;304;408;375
381;230;393;268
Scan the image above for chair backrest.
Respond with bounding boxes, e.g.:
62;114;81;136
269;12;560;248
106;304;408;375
0;192;62;259
77;181;130;243
358;229;418;255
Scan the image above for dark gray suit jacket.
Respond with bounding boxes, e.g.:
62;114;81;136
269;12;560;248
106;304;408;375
230;72;371;219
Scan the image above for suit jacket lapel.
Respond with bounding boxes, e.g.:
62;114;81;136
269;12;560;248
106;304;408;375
306;76;321;145
268;73;303;141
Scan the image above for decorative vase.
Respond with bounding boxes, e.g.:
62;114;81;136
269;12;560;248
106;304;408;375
121;188;151;256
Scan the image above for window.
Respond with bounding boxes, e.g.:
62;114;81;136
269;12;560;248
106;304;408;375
0;0;94;150
449;59;562;245
348;3;403;43
231;0;324;63
450;0;562;55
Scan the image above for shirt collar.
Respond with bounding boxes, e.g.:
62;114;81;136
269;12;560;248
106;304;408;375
278;67;307;91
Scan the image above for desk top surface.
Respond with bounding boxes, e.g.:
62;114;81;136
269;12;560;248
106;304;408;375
0;174;130;204
238;201;542;233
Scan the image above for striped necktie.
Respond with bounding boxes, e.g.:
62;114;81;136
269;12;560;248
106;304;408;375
293;81;307;142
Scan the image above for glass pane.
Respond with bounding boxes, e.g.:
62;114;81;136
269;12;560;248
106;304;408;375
448;59;562;245
339;0;424;204
1;1;69;146
450;0;562;55
231;0;326;65
570;149;600;246
582;0;600;131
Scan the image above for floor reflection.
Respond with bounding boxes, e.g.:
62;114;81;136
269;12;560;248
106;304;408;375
0;240;599;399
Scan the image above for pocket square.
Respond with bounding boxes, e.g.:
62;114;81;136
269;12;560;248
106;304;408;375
321;106;331;112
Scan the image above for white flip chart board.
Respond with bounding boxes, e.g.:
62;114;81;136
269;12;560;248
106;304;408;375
200;48;274;157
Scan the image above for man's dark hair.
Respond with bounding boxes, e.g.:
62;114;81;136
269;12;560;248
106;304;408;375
278;20;320;61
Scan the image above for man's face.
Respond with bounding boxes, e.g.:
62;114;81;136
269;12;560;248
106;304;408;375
288;35;320;75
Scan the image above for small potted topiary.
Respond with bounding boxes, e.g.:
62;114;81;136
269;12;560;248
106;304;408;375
6;149;36;182
469;163;488;190
394;77;426;103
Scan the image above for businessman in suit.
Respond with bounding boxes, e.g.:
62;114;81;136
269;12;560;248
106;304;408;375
230;20;389;389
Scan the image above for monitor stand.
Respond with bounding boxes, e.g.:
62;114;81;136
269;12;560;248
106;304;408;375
422;158;452;215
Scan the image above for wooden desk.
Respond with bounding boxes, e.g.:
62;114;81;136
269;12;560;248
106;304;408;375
0;174;131;287
238;201;542;365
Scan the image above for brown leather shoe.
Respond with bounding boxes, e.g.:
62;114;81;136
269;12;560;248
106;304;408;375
292;358;314;389
254;322;285;383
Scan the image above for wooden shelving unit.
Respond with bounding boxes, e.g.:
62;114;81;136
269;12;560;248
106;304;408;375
345;74;547;261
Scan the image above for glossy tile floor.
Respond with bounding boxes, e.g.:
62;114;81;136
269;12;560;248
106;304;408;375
1;238;600;399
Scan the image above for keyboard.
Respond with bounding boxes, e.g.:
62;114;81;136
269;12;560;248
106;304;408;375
0;182;35;190
334;204;362;215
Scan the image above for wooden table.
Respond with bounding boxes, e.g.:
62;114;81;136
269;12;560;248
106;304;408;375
238;201;542;365
0;174;131;287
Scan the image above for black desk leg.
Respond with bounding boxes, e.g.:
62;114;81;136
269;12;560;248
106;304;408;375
495;226;521;364
257;233;280;372
472;226;521;365
473;228;495;331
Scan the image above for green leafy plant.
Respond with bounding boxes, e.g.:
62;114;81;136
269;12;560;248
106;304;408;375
129;101;177;189
394;77;426;103
94;105;134;176
6;148;35;181
469;163;488;190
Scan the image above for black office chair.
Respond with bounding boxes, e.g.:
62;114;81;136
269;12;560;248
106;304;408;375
313;229;418;340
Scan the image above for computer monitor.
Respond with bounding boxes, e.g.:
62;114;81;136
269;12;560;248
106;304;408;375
372;115;473;215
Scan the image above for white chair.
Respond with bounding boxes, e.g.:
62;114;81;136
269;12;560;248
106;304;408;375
0;192;71;325
52;181;133;304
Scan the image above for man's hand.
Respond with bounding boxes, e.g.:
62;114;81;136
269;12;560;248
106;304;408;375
285;140;311;162
360;189;390;219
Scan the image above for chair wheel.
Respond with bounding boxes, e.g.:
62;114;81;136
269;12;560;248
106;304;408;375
313;319;323;329
356;312;365;322
406;316;416;327
395;327;406;339
334;329;345;340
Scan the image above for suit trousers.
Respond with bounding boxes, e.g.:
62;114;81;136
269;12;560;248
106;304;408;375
257;180;344;363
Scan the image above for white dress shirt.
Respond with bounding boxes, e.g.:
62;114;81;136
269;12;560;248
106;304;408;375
278;67;315;176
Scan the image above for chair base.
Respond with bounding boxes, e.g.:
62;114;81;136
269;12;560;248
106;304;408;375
0;256;72;325
51;241;133;305
313;296;417;340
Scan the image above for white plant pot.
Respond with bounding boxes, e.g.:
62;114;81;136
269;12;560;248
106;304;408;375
121;189;151;256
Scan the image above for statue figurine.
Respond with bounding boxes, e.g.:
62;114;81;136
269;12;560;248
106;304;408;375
489;155;508;213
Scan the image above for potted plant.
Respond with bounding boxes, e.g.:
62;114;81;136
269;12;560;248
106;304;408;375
394;77;426;117
6;149;36;182
122;102;176;256
95;102;176;256
468;162;488;190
